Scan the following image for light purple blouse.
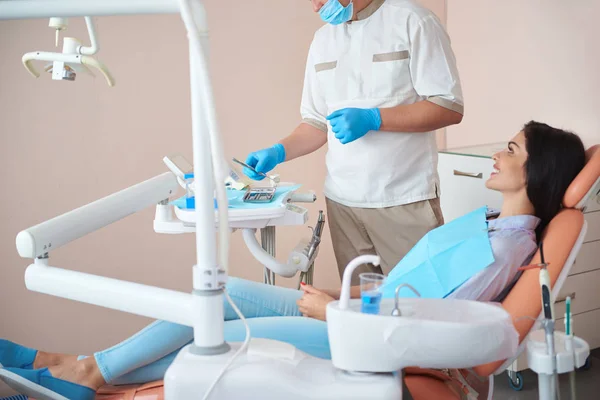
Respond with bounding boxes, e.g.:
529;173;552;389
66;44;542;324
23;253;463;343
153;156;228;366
447;214;540;302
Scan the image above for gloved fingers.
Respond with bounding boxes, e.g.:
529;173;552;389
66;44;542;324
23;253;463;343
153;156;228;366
245;153;260;168
326;109;345;120
331;123;342;134
255;156;275;174
244;168;265;181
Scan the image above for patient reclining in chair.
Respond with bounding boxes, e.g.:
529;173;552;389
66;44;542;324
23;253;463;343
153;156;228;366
0;121;587;399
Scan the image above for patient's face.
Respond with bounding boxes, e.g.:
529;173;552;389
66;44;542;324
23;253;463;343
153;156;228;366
486;131;528;192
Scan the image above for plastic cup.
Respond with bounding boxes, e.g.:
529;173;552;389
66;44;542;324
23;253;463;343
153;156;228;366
184;173;195;209
360;273;385;315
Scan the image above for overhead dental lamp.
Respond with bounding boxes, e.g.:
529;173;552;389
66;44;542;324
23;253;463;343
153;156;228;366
22;16;115;86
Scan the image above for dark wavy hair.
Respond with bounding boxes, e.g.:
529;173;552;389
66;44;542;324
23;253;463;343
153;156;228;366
523;121;586;239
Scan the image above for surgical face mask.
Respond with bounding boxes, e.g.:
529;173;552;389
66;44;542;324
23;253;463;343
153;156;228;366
319;0;354;25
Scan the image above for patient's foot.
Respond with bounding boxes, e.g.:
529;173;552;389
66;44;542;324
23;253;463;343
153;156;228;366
33;350;78;370
48;357;106;391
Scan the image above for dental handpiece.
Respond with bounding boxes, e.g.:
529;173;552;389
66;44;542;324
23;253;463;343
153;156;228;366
306;211;325;260
314;211;325;237
539;242;554;321
537;241;560;397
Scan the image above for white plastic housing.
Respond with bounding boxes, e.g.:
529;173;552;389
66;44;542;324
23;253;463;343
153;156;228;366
165;341;402;400
288;238;311;273
25;262;193;326
526;330;590;375
166;193;309;231
289;191;316;203
0;1;180;19
16;172;178;259
327;298;519;373
191;289;225;347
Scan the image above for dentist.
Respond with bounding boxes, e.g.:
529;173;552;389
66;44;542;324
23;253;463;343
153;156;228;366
245;0;464;283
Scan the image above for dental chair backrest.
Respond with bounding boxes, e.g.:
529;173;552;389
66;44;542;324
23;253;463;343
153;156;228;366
474;144;600;378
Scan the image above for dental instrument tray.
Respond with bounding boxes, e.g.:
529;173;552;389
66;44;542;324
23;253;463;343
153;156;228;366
243;187;276;203
168;184;308;230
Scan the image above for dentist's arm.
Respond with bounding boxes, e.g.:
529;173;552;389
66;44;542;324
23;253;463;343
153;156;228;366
327;101;462;144
378;100;463;133
280;122;328;161
328;14;464;143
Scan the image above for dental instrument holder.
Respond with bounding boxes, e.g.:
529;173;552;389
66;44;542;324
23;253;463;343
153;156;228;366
526;329;589;400
520;241;589;399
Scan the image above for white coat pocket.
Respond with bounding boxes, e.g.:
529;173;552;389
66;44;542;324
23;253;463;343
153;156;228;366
370;50;413;99
314;60;338;106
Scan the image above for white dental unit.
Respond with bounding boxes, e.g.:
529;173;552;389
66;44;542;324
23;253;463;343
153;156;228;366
0;1;526;399
155;155;322;286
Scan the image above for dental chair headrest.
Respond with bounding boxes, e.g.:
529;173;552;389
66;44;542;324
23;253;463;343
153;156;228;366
563;144;600;209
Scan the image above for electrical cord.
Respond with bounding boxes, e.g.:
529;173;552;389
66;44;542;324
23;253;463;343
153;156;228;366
202;290;251;400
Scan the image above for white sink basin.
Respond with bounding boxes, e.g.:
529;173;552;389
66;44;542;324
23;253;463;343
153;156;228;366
326;298;518;373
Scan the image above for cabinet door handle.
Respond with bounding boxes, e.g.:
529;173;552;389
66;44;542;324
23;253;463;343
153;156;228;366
555;292;576;303
453;170;483;179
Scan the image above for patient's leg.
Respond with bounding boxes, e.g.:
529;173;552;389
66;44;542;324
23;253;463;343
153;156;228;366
109;316;329;386
32;351;77;370
36;277;305;388
43;320;191;390
97;278;303;383
224;277;303;319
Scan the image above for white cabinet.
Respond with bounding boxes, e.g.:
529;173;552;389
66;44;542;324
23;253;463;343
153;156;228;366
437;143;600;360
437;143;503;222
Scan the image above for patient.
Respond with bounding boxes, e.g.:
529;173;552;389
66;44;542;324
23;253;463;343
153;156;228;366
0;121;586;399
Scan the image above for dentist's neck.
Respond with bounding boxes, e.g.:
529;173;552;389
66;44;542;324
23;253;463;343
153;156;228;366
351;0;374;19
499;190;535;219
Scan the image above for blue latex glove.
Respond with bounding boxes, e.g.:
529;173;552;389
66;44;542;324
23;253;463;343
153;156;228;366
244;143;286;180
326;108;382;144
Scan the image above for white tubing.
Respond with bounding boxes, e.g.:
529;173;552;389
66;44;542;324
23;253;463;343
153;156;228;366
178;0;217;284
192;291;224;347
78;16;99;55
179;0;230;275
241;229;299;278
0;0;180;20
25;263;193;326
178;0;227;352
16;172;178;259
202;291;251;400
339;254;381;310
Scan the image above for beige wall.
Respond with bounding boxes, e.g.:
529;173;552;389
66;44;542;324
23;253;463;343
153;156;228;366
446;0;600;149
0;1;445;395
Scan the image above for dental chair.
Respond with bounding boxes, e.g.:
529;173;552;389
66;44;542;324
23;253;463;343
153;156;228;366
404;144;600;399
92;146;600;400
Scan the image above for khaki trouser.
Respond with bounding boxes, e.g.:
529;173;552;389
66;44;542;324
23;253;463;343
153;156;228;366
326;198;444;285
